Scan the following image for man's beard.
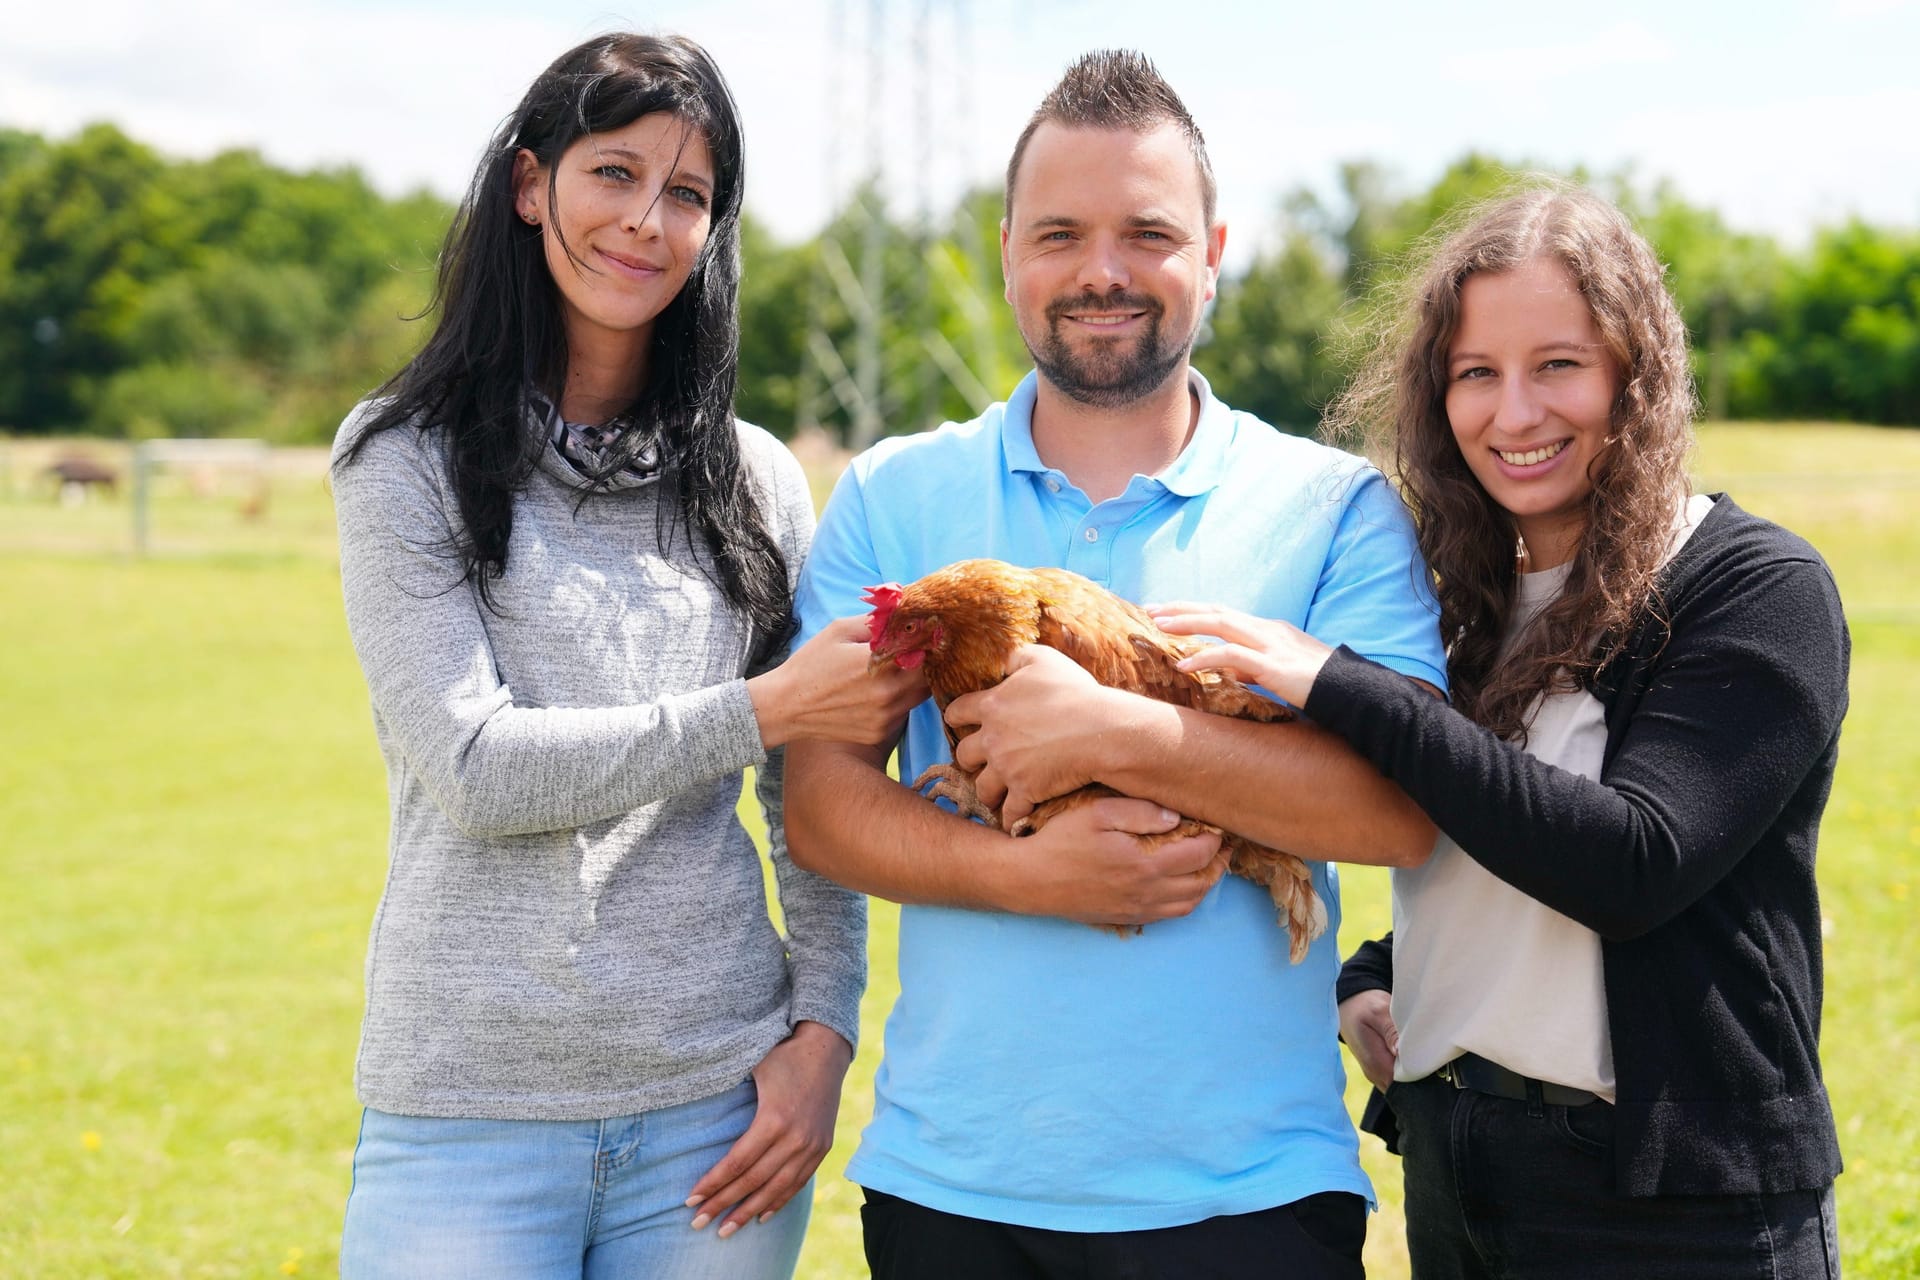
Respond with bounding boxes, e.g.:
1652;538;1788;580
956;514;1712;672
1027;291;1192;408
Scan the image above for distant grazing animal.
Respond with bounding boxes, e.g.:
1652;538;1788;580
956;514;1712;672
46;453;119;499
865;558;1326;962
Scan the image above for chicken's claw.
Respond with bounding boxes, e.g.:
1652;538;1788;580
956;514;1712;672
911;764;1001;827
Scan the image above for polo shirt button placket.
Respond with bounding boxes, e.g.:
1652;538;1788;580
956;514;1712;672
1068;522;1112;580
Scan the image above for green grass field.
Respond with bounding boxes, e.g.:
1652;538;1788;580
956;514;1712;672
2;423;1916;1277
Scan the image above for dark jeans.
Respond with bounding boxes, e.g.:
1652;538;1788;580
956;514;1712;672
1387;1073;1841;1279
860;1186;1366;1280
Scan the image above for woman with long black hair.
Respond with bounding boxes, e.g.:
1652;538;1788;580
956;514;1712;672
330;33;923;1278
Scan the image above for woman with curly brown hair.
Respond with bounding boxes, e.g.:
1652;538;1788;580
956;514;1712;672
1154;187;1849;1276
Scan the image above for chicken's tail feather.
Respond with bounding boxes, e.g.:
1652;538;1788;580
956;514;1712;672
1226;841;1327;964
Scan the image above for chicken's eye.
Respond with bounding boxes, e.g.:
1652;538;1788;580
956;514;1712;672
904;620;919;632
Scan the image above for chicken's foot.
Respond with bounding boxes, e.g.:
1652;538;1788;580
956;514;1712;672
910;764;1001;827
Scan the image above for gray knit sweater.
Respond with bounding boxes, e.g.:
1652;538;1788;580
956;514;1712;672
330;406;864;1120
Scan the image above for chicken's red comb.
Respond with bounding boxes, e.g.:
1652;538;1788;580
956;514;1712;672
862;583;904;647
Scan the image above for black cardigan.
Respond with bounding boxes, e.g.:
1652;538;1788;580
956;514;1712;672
1322;496;1848;1197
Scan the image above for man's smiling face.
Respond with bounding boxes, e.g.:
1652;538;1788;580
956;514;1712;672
1000;121;1223;407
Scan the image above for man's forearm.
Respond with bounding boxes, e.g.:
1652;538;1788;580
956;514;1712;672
1089;700;1435;866
785;740;1022;910
785;739;1232;925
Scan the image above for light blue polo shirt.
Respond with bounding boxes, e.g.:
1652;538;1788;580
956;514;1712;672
794;369;1445;1232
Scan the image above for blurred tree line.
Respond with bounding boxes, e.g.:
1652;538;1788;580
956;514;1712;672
3;124;1917;443
0;124;446;443
1208;155;1920;433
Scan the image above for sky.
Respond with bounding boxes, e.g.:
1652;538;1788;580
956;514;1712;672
5;0;1917;273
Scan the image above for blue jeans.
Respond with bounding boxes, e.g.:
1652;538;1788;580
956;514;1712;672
1387;1074;1840;1279
340;1080;810;1280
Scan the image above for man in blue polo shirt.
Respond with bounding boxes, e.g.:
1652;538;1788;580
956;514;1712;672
786;50;1445;1279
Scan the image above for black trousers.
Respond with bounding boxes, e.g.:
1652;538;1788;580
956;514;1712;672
860;1187;1366;1280
1387;1073;1841;1279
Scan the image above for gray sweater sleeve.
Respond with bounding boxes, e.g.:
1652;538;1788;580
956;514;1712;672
330;421;768;839
743;431;867;1050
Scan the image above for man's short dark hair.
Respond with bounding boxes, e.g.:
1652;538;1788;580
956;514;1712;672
1004;49;1217;225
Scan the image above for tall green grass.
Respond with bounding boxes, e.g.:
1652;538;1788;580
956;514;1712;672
1;422;1914;1276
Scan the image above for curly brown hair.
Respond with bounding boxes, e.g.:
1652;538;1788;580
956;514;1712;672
1326;185;1696;741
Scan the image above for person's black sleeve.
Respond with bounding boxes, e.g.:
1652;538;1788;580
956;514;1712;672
1336;932;1394;1003
1303;546;1848;941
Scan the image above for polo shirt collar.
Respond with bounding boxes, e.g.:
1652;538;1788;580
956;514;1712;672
1001;367;1234;498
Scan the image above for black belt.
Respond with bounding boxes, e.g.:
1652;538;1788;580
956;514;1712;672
1434;1052;1601;1107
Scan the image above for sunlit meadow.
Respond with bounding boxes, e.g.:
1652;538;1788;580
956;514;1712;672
2;423;1914;1276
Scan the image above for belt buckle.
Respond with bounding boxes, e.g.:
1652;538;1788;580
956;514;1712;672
1436;1060;1457;1087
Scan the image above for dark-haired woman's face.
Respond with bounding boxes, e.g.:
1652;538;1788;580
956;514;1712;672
515;113;714;366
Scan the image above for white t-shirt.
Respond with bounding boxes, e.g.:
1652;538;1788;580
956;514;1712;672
1391;494;1714;1100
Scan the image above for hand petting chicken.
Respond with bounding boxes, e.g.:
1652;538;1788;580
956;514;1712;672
864;558;1326;962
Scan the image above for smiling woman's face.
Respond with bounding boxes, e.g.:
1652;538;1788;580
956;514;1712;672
515;112;715;368
1443;256;1621;570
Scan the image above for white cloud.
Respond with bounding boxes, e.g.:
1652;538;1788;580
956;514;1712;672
0;0;1913;261
1612;86;1920;238
1829;0;1916;16
0;0;594;193
1439;20;1677;83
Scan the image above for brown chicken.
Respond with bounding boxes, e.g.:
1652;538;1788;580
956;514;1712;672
863;557;1326;962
